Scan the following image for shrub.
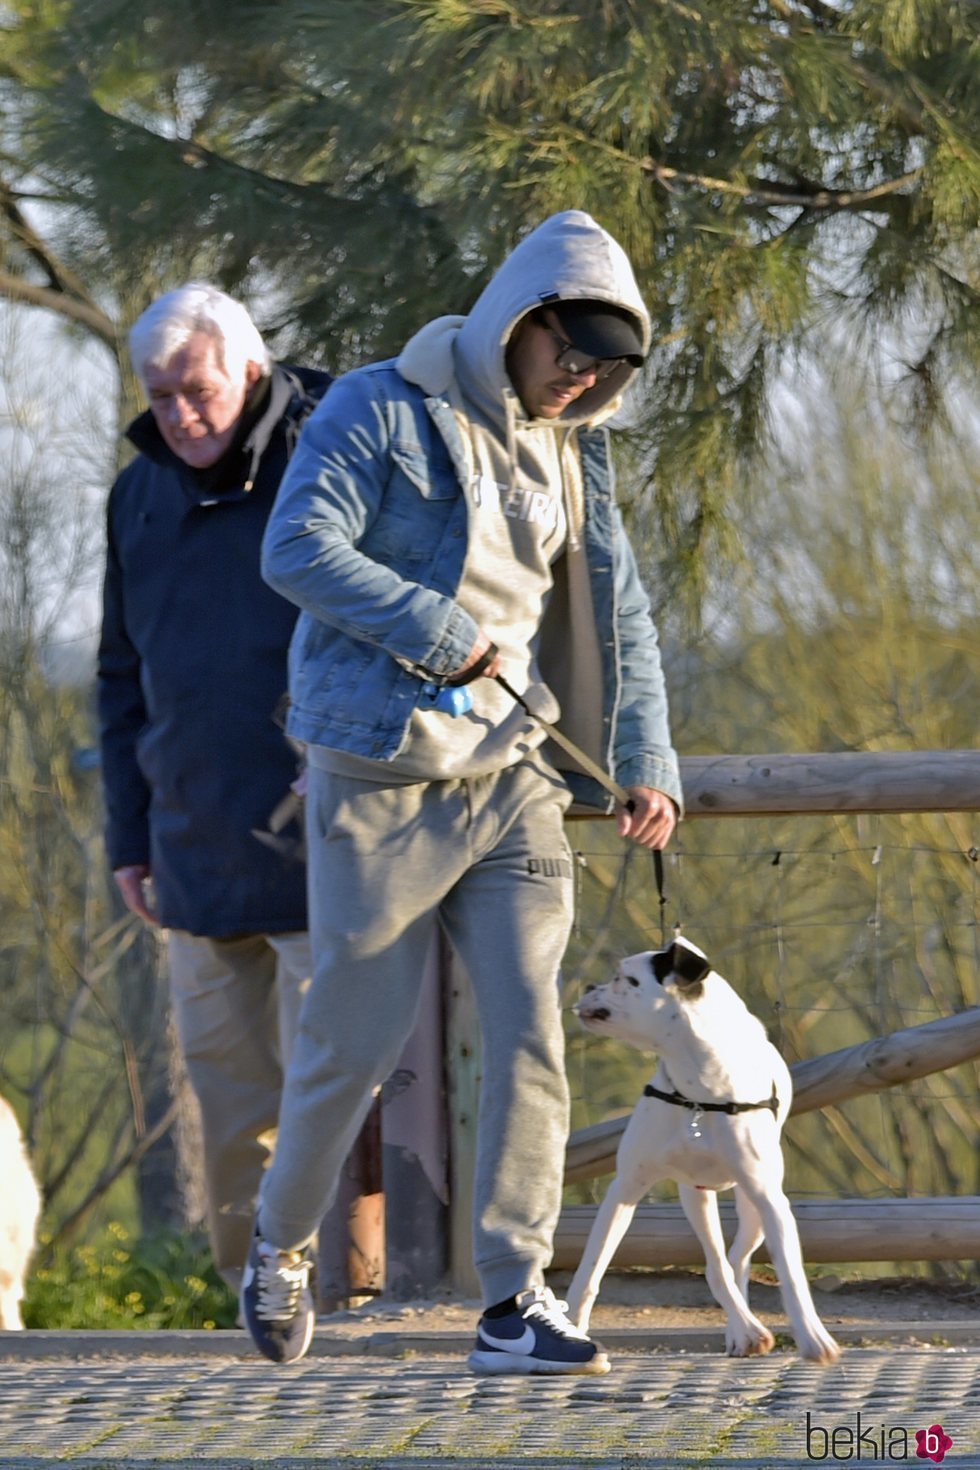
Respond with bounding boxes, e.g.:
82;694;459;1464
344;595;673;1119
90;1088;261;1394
24;1223;238;1329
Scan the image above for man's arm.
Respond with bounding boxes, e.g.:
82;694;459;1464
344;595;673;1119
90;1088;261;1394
607;503;683;845
97;496;156;917
261;370;480;681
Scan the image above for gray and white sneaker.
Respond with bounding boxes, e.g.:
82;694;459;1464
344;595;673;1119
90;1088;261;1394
469;1286;610;1375
240;1229;316;1364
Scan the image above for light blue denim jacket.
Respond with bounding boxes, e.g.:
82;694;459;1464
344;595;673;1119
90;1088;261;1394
261;359;682;813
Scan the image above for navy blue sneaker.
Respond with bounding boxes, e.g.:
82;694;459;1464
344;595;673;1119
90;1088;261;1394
240;1230;316;1363
468;1286;610;1375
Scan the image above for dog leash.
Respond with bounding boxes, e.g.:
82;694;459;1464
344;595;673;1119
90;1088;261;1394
492;669;631;805
425;644;672;930
489;666;669;936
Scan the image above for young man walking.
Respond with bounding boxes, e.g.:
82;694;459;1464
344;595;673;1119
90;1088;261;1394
245;211;683;1373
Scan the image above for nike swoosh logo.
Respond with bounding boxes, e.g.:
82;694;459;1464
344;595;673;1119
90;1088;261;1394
242;1264;255;1291
478;1322;536;1354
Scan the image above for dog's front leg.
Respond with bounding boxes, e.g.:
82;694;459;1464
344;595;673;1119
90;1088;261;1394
678;1184;775;1357
566;1175;646;1333
746;1185;841;1363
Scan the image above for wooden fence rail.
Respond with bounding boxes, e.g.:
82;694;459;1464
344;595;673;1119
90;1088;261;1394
552;1197;980;1270
679;748;980;817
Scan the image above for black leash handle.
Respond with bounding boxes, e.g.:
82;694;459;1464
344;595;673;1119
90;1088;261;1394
479;654;672;938
653;847;667;944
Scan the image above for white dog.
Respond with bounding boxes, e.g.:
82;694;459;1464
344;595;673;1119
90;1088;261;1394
566;937;840;1363
0;1094;41;1330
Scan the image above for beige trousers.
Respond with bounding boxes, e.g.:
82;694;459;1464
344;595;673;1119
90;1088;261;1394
166;930;311;1292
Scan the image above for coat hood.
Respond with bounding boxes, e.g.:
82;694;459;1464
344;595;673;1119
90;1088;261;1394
399;210;651;428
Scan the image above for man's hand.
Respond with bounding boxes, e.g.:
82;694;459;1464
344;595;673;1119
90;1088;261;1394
113;864;159;925
447;629;503;684
616;787;677;851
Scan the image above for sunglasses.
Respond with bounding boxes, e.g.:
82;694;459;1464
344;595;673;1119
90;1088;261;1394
540;320;626;382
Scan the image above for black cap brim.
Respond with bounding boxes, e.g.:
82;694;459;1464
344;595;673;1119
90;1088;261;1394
549;300;645;366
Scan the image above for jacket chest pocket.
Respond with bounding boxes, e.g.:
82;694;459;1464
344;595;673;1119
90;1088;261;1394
365;440;461;566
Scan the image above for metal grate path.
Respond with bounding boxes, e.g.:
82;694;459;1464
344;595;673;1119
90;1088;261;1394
0;1346;977;1467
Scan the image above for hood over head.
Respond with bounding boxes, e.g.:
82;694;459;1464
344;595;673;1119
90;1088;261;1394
453;209;651;427
397;211;651;428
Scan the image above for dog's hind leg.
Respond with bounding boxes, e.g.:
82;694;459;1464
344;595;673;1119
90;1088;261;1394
728;1187;765;1302
565;1175;647;1333
678;1184;775;1357
740;1181;841;1364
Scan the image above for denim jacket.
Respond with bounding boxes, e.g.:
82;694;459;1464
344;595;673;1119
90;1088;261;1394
262;361;682;814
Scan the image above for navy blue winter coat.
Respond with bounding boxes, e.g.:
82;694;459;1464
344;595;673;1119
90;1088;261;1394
97;364;331;936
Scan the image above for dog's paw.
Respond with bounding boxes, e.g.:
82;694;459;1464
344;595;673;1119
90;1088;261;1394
726;1323;775;1357
797;1327;842;1364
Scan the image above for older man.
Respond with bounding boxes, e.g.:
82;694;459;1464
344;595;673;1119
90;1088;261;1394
97;283;332;1294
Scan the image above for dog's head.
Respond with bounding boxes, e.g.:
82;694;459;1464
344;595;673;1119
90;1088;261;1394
574;937;713;1052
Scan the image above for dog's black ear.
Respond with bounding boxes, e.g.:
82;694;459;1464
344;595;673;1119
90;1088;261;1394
651;949;673;985
666;942;712;990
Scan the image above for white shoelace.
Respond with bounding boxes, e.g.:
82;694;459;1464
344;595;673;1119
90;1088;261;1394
255;1249;311;1323
517;1286;590;1341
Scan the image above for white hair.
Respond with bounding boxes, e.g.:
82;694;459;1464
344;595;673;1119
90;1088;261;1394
128;282;273;387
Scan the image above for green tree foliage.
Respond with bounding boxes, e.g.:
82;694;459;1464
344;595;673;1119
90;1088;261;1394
2;0;976;580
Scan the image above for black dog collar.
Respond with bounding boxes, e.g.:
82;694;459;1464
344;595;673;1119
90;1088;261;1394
643;1080;779;1117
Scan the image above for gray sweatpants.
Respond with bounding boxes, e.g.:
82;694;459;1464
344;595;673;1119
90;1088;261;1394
258;752;574;1309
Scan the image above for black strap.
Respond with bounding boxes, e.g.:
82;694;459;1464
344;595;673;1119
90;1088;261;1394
447;641;499;686
643;1081;780;1117
653;847;666;942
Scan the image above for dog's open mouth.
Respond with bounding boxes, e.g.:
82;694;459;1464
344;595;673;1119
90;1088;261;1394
579;1005;610;1022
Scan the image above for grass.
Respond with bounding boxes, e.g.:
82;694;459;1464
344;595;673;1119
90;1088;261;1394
23;1222;239;1329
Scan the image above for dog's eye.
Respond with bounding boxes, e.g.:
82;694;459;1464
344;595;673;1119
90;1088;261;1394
627;975;640;988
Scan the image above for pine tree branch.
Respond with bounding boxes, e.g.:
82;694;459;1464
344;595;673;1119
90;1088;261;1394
641;158;924;212
0;268;120;349
86;96;359;214
0;178;120;350
1;180;88;298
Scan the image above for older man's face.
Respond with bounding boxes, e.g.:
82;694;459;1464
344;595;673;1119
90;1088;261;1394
144;331;260;468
